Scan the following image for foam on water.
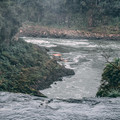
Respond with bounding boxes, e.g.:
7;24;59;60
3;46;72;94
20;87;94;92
0;92;120;120
24;37;90;49
26;39;50;44
73;55;82;63
55;41;89;46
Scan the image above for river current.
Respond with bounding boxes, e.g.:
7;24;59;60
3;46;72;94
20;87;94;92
25;37;120;99
1;38;120;120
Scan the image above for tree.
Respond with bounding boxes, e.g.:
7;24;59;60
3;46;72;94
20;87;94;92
0;0;20;44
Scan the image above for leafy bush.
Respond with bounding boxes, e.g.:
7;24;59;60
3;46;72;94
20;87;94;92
96;58;120;97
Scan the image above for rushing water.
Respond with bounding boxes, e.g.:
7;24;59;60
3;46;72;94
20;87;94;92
25;37;120;99
0;92;120;120
1;38;120;120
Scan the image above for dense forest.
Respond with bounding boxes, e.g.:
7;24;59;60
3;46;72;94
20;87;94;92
14;0;120;28
0;0;120;43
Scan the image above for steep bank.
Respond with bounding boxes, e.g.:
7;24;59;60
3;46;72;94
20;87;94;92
17;24;120;40
0;39;74;97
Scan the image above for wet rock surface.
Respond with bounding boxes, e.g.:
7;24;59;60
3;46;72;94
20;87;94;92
37;65;75;90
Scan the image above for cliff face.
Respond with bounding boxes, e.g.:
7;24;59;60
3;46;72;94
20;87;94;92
0;39;74;97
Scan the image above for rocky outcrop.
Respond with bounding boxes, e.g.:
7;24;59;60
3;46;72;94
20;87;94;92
17;24;120;40
37;66;75;90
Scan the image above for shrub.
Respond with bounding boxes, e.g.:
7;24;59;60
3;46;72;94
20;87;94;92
0;39;52;97
96;58;120;97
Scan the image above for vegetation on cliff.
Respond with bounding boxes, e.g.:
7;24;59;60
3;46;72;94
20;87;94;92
0;0;75;97
96;58;120;97
0;39;74;96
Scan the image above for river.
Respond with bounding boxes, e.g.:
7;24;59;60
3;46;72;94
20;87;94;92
1;38;120;120
25;37;120;99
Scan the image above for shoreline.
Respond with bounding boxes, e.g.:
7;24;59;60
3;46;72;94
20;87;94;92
16;24;120;40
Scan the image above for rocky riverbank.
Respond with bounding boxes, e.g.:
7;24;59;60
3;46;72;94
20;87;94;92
16;24;120;40
0;39;74;97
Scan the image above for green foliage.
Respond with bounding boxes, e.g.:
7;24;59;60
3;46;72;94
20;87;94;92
6;0;120;31
27;0;120;30
107;89;120;98
0;39;65;97
0;0;21;44
97;58;120;97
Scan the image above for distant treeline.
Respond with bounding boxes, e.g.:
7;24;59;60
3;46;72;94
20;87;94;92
0;0;120;43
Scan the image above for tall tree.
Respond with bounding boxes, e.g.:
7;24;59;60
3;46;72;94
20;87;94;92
0;0;20;44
